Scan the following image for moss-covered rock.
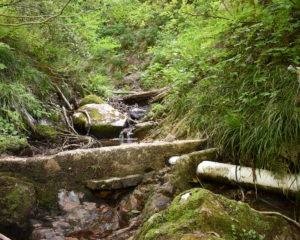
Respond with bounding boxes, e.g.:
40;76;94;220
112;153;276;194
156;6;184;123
73;103;127;138
0;135;29;155
136;188;298;240
35;124;59;141
78;94;105;107
0;174;36;238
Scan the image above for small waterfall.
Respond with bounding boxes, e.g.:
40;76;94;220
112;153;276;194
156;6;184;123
119;126;137;144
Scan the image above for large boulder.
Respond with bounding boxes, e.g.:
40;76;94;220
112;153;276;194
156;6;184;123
73;103;127;138
0;175;36;239
136;188;299;240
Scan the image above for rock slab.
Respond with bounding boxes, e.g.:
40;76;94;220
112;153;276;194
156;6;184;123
86;174;143;190
0;140;205;208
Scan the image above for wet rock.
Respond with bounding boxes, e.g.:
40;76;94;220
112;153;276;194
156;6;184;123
86;174;143;190
136;188;300;240
58;190;84;212
129;107;147;120
142;193;172;217
0;175;36;239
132;121;158;139
73;103;127;138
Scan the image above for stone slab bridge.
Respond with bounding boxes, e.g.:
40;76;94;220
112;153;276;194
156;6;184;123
0;140;206;206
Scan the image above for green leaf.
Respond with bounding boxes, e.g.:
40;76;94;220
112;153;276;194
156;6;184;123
131;209;141;214
0;63;7;70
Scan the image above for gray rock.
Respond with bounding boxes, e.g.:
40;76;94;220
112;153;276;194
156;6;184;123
132;121;157;139
129;107;147;120
86;174;143;190
73;103;127;138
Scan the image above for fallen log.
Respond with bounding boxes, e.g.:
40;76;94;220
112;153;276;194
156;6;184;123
197;161;300;195
122;87;168;104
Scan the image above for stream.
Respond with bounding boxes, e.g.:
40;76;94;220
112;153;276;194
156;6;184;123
1;97;299;240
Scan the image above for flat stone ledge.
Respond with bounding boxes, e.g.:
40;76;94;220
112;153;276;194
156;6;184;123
86;174;143;190
0;140;206;200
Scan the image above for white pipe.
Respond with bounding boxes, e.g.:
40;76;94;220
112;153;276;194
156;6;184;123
0;233;12;240
197;161;300;194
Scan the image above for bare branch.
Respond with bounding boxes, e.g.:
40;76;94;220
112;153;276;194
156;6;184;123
252;209;300;229
0;7;101;19
0;0;23;8
182;11;231;21
182;11;259;24
0;0;73;27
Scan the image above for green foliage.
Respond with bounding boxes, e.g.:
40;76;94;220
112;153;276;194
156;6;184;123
35;125;59;142
84;74;113;98
0;0;298;174
114;0;299;173
0;135;28;154
231;225;265;240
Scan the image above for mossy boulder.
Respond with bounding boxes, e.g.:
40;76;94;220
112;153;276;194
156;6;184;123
35;124;59;141
0;135;29;155
78;94;105;107
0;174;36;238
73;104;127;138
136;188;298;240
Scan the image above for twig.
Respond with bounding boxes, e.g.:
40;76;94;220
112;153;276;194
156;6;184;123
252;209;300;229
54;84;73;110
0;0;72;27
62;106;77;134
78;110;92;136
0;7;101;19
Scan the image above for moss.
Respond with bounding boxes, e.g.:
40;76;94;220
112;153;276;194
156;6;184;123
136;188;295;240
35;124;59;141
91;124;123;138
0;135;28;154
0;175;36;224
78;94;105;107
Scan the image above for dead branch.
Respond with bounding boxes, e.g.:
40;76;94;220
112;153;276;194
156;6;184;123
0;0;72;27
0;0;23;8
0;7;101;19
122;87;169;104
62;106;77;134
78;109;92;135
182;11;259;24
54;84;73;110
20;110;36;132
150;88;171;103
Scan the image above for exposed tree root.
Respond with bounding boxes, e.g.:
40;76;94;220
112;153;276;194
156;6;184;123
252;209;300;229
